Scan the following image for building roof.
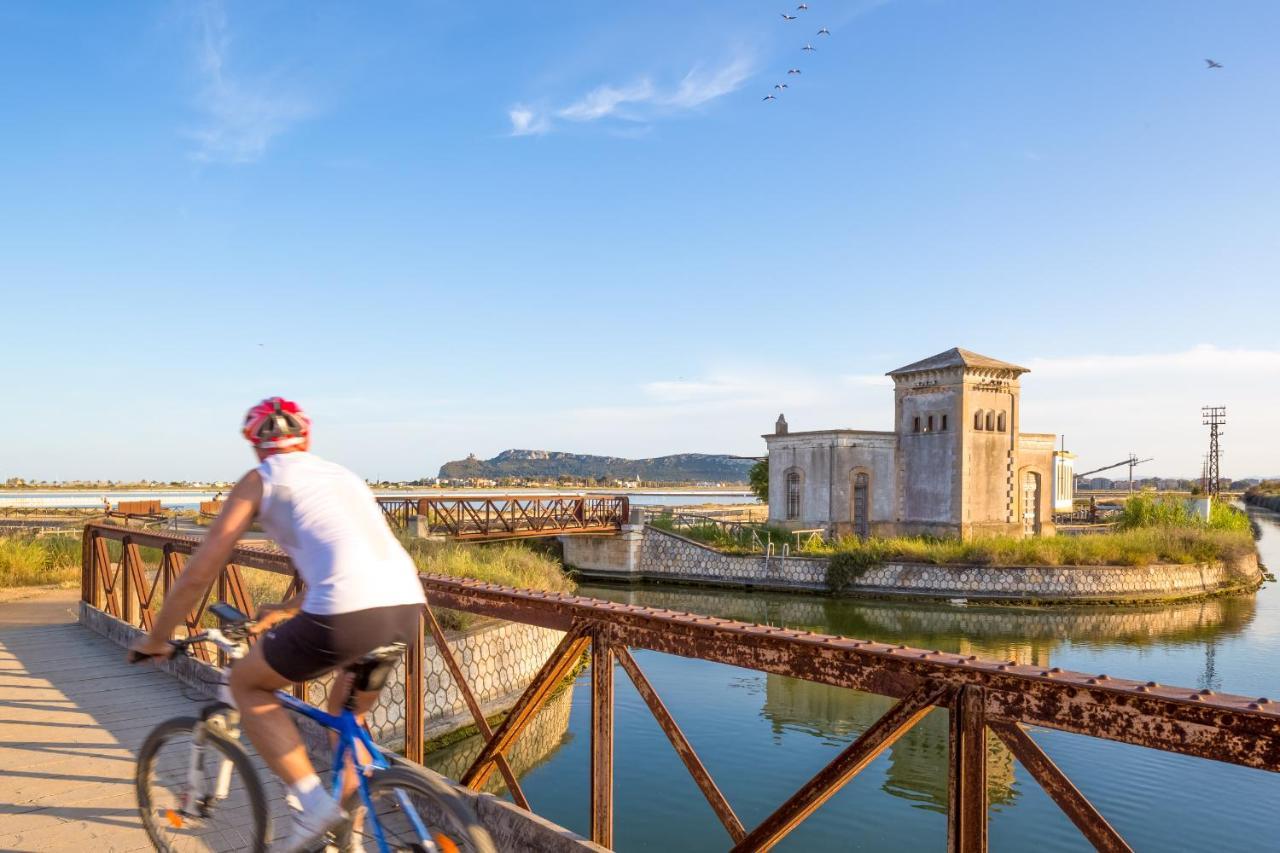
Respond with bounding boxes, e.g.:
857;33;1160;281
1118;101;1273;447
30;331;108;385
886;347;1029;377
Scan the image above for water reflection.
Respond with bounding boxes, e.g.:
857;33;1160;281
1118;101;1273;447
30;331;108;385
761;677;1016;812
589;584;1257;663
425;682;576;794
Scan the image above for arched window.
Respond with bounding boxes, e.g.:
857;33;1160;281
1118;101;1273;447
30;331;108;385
986;412;995;431
997;412;1007;432
913;416;921;433
974;411;984;430
941;414;948;431
926;415;935;432
852;471;870;538
785;471;802;520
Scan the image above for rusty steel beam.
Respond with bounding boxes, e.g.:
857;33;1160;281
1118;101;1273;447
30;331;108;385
732;681;946;852
413;574;1280;771
404;609;426;764
947;685;987;853
423;604;530;810
591;629;615;848
616;647;747;843
373;495;628;539
989;721;1132;853
460;624;590;791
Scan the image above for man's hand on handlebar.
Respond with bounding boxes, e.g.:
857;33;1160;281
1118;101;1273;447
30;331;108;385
127;633;176;664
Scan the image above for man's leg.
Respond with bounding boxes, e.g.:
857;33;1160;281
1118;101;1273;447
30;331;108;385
326;672;381;829
228;643;316;786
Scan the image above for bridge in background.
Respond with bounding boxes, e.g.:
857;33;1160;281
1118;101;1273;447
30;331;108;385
69;522;1280;852
377;494;630;540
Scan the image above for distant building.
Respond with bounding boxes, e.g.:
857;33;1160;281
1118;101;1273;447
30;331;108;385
764;348;1067;539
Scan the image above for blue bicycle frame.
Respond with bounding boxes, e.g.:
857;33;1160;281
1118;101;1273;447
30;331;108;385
275;690;433;852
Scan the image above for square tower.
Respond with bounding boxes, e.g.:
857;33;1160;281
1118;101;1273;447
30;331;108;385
887;348;1031;538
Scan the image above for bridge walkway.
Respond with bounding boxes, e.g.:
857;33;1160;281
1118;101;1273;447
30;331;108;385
0;588;292;851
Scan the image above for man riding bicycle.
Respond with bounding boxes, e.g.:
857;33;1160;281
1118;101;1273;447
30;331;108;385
130;397;427;852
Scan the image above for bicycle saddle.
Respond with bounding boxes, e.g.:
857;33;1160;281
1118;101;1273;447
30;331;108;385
347;643;407;692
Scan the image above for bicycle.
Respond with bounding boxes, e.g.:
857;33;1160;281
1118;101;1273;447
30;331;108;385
131;602;497;853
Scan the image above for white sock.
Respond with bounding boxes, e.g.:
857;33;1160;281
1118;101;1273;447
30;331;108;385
288;774;331;813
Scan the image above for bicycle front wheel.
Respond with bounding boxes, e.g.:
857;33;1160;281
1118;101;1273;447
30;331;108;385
343;766;497;853
135;715;271;853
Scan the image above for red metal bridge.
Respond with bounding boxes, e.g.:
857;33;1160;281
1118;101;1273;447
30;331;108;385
377;494;629;540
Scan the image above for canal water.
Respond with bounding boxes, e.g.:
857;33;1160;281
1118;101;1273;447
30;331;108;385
427;509;1280;851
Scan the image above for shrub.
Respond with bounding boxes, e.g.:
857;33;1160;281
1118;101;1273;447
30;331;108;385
0;535;81;588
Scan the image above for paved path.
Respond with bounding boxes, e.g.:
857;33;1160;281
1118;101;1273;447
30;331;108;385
0;588;286;851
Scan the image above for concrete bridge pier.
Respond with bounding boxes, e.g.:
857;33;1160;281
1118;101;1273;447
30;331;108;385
559;508;647;579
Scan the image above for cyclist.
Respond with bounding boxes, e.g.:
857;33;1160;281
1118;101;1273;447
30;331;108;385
129;397;427;851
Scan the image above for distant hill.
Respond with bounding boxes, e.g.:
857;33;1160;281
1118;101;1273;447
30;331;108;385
438;450;755;483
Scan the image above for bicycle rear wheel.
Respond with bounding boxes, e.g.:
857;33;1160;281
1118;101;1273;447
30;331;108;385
342;766;497;853
136;715;271;853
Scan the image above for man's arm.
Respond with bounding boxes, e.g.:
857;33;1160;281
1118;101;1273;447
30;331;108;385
129;470;262;657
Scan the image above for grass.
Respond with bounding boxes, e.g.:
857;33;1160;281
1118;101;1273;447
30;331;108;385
399;536;572;592
0;534;81;587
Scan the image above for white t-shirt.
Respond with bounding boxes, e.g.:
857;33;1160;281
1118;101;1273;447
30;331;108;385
255;452;426;615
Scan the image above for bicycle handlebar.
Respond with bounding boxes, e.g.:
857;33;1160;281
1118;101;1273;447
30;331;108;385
128;606;256;665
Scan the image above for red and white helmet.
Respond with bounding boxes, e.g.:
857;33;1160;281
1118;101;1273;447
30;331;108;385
242;397;311;451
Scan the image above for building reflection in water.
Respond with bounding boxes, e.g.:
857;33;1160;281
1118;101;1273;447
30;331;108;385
762;676;1016;812
425;683;576;795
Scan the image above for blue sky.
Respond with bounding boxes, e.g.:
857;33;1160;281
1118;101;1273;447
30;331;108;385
1;1;1277;481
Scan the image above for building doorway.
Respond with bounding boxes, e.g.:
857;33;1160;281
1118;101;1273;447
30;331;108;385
1021;471;1041;536
852;472;870;538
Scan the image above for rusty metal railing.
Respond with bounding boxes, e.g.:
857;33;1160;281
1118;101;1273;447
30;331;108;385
80;522;1280;852
376;494;629;540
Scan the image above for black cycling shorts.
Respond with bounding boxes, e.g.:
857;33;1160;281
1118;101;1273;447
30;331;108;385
259;604;422;684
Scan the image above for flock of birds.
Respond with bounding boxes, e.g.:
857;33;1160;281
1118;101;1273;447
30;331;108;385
763;3;829;102
760;10;1224;103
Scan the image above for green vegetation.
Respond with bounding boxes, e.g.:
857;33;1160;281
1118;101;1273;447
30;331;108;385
400;537;573;593
0;535;81;587
748;459;769;503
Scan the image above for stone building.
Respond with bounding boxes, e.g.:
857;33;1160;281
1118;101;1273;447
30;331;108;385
765;348;1069;539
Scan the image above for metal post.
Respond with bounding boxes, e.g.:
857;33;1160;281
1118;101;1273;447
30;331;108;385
404;608;426;764
948;685;988;852
591;627;615;847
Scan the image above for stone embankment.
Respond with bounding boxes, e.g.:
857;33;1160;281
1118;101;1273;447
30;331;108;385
1246;493;1280;513
563;525;1262;604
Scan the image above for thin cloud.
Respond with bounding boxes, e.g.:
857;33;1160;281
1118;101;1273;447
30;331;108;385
508;105;550;137
557;80;654;122
509;55;753;136
187;1;313;164
1027;345;1280;377
664;57;754;108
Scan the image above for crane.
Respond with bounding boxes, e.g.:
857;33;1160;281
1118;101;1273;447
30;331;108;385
1074;453;1153;494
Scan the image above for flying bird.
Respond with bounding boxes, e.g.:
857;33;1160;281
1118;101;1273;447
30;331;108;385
787;68;802;74
763;93;777;101
817;27;830;35
802;43;816;51
797;3;809;9
775;83;789;90
1205;59;1223;69
781;13;797;20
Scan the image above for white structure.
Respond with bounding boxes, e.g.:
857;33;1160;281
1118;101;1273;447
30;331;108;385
764;348;1068;540
1053;451;1076;514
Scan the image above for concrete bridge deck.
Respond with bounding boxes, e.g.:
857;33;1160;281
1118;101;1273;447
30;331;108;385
0;587;280;850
